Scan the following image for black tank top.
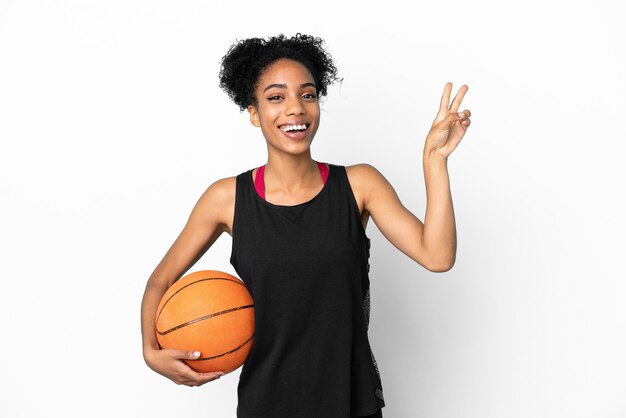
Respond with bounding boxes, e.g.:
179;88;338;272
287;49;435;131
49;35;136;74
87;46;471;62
230;163;385;418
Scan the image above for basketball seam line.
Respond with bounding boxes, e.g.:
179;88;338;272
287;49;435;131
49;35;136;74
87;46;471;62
197;333;255;361
156;304;255;335
156;277;248;321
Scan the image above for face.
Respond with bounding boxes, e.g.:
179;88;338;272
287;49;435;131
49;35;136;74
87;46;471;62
247;58;320;156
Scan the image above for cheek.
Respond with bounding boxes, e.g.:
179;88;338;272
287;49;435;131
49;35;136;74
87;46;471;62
310;108;321;125
257;103;279;120
306;101;320;116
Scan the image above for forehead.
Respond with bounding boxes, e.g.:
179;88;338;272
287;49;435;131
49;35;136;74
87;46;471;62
257;58;315;87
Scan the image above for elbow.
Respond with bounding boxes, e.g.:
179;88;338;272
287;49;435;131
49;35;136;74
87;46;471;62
427;263;454;273
425;257;456;273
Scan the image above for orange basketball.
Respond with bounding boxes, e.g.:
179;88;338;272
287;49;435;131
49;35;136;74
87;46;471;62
155;270;255;374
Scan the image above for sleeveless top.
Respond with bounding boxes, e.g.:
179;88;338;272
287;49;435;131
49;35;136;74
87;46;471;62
230;163;385;418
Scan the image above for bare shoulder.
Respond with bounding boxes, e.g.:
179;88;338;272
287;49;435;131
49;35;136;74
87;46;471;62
345;163;389;197
195;175;237;235
345;163;383;184
345;163;399;213
205;175;237;201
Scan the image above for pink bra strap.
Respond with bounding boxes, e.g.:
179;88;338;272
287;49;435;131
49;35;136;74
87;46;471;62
318;160;329;184
254;164;266;199
255;161;328;200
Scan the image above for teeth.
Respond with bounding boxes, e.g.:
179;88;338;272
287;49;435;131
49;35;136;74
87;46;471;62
281;124;307;132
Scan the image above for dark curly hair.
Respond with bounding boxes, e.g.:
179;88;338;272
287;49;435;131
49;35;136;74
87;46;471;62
219;33;339;111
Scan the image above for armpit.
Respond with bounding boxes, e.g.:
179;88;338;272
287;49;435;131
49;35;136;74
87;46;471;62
361;208;370;230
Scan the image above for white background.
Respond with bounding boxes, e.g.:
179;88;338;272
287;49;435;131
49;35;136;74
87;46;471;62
1;1;625;417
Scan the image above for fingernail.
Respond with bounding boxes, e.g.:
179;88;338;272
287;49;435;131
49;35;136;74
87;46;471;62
193;351;201;358
457;112;467;119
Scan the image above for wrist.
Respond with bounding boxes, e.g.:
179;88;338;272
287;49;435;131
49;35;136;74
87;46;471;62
143;343;160;362
423;150;449;167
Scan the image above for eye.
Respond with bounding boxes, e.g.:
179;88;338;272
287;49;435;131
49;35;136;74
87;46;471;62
302;92;318;100
268;95;282;101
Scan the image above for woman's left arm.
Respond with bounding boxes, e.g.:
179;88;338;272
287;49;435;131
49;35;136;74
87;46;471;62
361;82;472;272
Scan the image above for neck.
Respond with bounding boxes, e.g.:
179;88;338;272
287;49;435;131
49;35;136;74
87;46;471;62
264;152;320;193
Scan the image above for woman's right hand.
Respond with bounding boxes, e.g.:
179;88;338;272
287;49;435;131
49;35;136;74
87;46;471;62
144;346;225;387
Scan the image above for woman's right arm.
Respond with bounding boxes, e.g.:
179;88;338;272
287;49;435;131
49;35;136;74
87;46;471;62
140;176;236;386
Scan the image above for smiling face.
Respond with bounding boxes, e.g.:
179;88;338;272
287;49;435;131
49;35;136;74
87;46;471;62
247;58;321;156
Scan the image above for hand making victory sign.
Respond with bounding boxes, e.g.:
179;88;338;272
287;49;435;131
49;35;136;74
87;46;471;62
351;81;472;273
424;82;472;160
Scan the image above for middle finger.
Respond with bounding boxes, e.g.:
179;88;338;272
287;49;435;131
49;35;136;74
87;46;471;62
449;85;468;113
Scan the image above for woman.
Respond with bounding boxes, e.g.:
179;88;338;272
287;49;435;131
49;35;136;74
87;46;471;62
141;34;471;418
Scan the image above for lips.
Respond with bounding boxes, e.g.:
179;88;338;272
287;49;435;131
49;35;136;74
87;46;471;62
278;122;310;140
279;123;309;132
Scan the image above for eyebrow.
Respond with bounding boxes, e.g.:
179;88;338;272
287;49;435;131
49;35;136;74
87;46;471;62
263;82;317;93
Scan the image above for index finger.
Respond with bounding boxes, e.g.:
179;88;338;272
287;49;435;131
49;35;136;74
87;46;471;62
438;82;453;115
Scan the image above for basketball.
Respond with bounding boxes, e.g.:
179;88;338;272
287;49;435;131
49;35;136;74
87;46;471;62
155;270;255;374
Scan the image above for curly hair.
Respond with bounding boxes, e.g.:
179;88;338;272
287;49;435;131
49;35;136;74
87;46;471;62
219;33;339;111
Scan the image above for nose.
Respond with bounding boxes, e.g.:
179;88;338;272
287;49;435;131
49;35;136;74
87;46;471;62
285;95;305;116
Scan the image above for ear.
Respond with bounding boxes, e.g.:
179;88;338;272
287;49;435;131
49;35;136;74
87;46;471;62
248;105;261;128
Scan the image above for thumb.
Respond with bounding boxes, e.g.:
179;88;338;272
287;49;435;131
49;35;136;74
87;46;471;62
456;110;470;120
175;350;201;360
433;112;465;131
447;111;468;123
439;111;468;130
